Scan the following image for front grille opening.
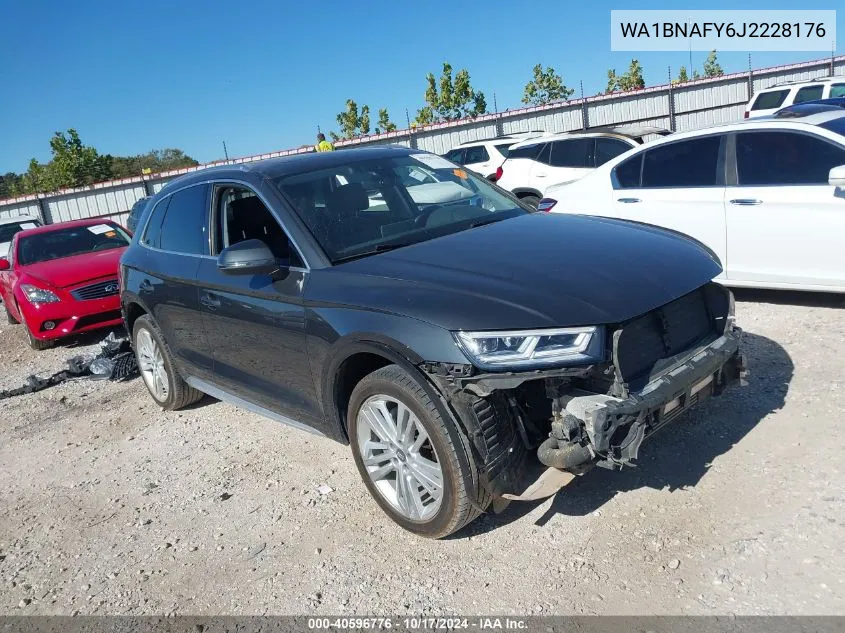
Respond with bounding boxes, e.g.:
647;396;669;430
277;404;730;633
75;310;123;329
613;283;730;392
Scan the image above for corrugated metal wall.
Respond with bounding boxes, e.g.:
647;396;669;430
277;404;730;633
2;55;842;226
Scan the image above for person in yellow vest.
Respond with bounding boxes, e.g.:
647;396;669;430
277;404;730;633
315;132;335;152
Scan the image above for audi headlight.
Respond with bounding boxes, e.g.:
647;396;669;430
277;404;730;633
21;284;60;304
454;326;602;370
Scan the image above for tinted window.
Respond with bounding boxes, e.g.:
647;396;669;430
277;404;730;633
444;149;464;164
18;223;130;265
534;143;551;165
595;138;633;166
0;220;40;243
494;143;513;158
215;187;303;267
831;84;845;98
751;90;789;110
736;131;845;185
507;143;544;160
641;136;722;188
820;117;845;138
614;155;642;188
464;145;489;164
158;185;209;255
141;197;170;248
549;139;591;168
793;85;824;104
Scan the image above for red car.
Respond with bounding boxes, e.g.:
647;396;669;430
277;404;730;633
0;218;130;350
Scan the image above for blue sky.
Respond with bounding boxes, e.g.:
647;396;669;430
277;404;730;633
0;0;841;173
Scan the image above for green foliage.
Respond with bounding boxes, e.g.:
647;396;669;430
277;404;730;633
675;66;690;83
48;129;113;190
375;108;397;134
522;64;575;105
413;62;487;125
110;149;199;178
0;172;24;198
606;59;645;93
703;50;723;77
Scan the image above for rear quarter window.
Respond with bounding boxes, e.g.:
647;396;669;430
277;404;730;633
751;89;789;111
793;85;824;104
506;143;544;160
614;155;643;188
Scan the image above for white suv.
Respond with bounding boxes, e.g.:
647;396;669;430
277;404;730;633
0;215;42;259
745;77;845;118
442;133;542;180
493;126;669;206
540;110;845;292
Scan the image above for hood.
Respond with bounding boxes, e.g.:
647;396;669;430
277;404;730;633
308;213;722;330
19;247;126;289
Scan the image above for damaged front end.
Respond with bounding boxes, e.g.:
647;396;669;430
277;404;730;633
422;283;747;502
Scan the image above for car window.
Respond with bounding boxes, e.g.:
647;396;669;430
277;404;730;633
793;85;824;104
444;149;465;165
534;143;552;165
141;197;170;249
641;136;722;188
549;139;592;168
0;221;40;243
736;131;845;186
18;223;130;265
831;84;845;98
614;154;643;188
494;143;513;158
276;154;524;263
156;185;210;255
594;138;633;166
464;145;489;164
214;186;304;267
507;143;544;160
751;90;789;111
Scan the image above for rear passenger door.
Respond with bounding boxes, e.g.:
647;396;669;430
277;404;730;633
138;184;214;380
463;145;493;177
540;138;593;190
725;130;845;289
610;135;728;276
196;183;321;427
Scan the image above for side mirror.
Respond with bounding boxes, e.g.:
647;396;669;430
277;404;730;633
217;239;279;276
829;165;845;188
0;258;9;271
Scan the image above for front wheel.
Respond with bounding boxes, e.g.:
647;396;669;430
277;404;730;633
348;364;488;538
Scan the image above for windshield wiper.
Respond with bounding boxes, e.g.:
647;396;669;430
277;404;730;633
333;241;414;264
469;217;505;229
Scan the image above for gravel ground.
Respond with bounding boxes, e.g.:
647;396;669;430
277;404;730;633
1;290;844;616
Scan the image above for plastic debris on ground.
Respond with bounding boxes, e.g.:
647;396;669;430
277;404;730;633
0;331;139;400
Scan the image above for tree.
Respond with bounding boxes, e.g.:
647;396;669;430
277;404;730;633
522;64;574;105
334;100;386;139
375;108;397;134
111;149;199;178
606;59;645;93
47;129;114;190
675;66;690;83
414;62;487;125
703;50;723;77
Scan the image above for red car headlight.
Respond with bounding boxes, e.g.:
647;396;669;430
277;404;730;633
20;284;61;305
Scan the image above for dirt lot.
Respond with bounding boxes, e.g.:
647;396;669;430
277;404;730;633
1;290;844;616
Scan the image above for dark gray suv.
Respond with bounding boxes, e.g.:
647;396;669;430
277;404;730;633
120;147;744;538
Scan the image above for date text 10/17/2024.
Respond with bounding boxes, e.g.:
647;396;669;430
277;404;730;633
307;617;529;630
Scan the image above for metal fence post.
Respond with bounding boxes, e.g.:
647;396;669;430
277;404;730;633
36;194;51;225
668;66;677;132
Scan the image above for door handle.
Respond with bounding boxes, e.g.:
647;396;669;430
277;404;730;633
729;199;762;206
139;279;153;293
200;293;221;309
617;197;641;203
535;172;547;178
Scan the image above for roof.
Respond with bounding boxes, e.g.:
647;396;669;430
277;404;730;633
14;217;121;237
765;76;845;89
0;215;38;226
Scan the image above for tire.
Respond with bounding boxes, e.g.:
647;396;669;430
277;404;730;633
348;364;489;538
5;302;18;325
520;194;541;209
26;328;53;351
132;314;203;410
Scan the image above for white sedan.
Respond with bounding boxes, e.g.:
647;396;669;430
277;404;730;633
540;109;845;293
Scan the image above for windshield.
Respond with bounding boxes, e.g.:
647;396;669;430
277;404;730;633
18;223;130;265
0;221;39;243
275;154;526;263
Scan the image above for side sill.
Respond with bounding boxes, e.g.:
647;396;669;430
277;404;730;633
185;376;326;438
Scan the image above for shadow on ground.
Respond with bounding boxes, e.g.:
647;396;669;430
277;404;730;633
459;331;793;537
733;288;845;309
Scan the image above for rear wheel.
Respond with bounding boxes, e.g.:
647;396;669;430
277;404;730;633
520;194;540;209
132;315;203;410
348;364;488;538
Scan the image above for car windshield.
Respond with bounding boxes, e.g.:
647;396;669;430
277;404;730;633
275;154;526;263
0;221;39;243
18;223;130;265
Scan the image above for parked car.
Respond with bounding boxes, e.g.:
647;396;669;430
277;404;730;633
493;125;670;207
541;110;845;293
120;146;744;538
442;133;543;180
745;77;845;119
0;219;130;349
126;196;151;234
0;215;42;259
774;97;845;118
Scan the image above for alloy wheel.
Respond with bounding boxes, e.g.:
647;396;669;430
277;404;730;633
136;329;169;402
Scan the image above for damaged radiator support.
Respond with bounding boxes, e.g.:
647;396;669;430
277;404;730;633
0;333;139;400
